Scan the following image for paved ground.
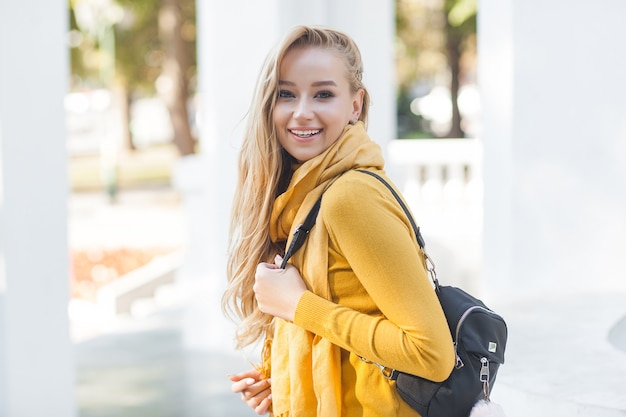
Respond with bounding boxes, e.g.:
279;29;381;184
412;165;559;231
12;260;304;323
489;291;626;417
75;307;259;417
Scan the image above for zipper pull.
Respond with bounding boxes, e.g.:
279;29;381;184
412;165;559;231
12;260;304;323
455;354;464;369
453;342;464;369
479;357;489;382
480;357;491;400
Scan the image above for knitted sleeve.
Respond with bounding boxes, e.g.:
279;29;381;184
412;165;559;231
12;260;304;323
293;171;455;382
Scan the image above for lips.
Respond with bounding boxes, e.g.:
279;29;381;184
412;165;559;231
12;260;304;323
289;128;321;138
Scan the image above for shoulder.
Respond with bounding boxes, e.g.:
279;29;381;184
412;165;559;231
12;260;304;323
321;170;399;219
319;169;417;250
324;169;396;200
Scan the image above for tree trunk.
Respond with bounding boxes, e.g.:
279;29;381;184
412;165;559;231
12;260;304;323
445;28;465;138
159;0;196;155
117;85;136;152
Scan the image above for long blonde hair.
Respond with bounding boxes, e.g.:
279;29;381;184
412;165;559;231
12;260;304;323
223;25;371;348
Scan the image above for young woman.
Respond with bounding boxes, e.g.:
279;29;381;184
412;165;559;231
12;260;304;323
224;25;455;417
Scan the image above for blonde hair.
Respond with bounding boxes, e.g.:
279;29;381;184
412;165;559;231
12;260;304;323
223;25;371;348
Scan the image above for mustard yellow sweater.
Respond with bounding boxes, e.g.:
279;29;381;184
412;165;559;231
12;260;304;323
292;170;455;416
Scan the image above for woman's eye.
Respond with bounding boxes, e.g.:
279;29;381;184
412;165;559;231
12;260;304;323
277;90;294;99
316;91;333;99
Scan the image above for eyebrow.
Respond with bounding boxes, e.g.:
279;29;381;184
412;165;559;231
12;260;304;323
312;80;337;87
278;80;337;87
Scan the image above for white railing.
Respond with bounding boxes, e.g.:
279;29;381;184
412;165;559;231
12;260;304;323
387;138;484;293
388;138;483;208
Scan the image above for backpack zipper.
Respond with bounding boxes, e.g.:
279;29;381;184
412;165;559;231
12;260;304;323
453;305;499;369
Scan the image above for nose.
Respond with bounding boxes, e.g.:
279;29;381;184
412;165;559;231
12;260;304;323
293;98;313;121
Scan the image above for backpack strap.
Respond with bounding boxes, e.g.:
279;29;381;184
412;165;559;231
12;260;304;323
279;195;323;269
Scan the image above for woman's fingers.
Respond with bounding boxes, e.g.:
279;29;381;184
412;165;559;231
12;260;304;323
228;369;262;382
228;371;272;414
242;382;272;415
243;378;271;398
230;377;256;394
228;369;263;392
243;386;272;412
253;389;273;414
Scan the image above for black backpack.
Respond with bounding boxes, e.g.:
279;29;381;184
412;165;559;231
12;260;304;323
393;284;507;417
280;170;508;417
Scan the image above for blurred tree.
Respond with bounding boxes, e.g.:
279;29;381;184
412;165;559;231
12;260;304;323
157;0;196;155
396;0;476;138
113;0;161;152
69;0;123;87
444;0;476;138
396;0;446;138
68;0;197;155
396;0;446;93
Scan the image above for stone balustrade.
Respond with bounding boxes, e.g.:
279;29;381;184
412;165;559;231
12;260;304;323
388;138;483;207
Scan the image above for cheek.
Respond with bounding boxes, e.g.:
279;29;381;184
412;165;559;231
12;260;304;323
272;109;288;147
272;108;280;126
272;105;289;129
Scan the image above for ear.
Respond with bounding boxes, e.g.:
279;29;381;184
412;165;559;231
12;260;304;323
351;88;365;120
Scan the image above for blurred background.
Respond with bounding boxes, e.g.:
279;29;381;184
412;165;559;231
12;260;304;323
1;0;625;416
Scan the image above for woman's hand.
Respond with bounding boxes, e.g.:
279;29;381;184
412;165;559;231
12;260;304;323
254;255;307;322
229;369;272;415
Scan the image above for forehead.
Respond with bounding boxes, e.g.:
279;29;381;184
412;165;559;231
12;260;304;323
279;46;347;79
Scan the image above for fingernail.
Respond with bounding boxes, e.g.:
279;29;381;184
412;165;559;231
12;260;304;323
245;378;255;385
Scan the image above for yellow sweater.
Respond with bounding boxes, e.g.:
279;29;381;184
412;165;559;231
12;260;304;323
291;170;455;416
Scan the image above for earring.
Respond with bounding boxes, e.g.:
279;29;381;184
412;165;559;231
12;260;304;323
350;116;358;124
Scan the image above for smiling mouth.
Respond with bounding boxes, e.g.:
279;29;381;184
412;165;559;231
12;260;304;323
289;129;321;138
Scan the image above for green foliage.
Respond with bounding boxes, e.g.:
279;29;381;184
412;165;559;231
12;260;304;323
395;0;476;91
396;0;448;92
444;0;476;42
446;0;477;29
395;0;476;137
68;4;99;87
114;0;161;93
68;0;197;96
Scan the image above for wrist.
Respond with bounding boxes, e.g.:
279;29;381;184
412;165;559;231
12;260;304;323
286;289;306;322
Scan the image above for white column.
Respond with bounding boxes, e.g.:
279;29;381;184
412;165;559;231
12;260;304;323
477;0;514;296
480;0;626;295
0;0;76;416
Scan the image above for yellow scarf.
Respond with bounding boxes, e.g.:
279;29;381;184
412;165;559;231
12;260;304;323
268;122;385;417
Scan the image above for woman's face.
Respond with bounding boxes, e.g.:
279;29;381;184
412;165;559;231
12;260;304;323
273;47;364;163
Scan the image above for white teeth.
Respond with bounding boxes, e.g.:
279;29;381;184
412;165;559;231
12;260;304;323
290;129;320;138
